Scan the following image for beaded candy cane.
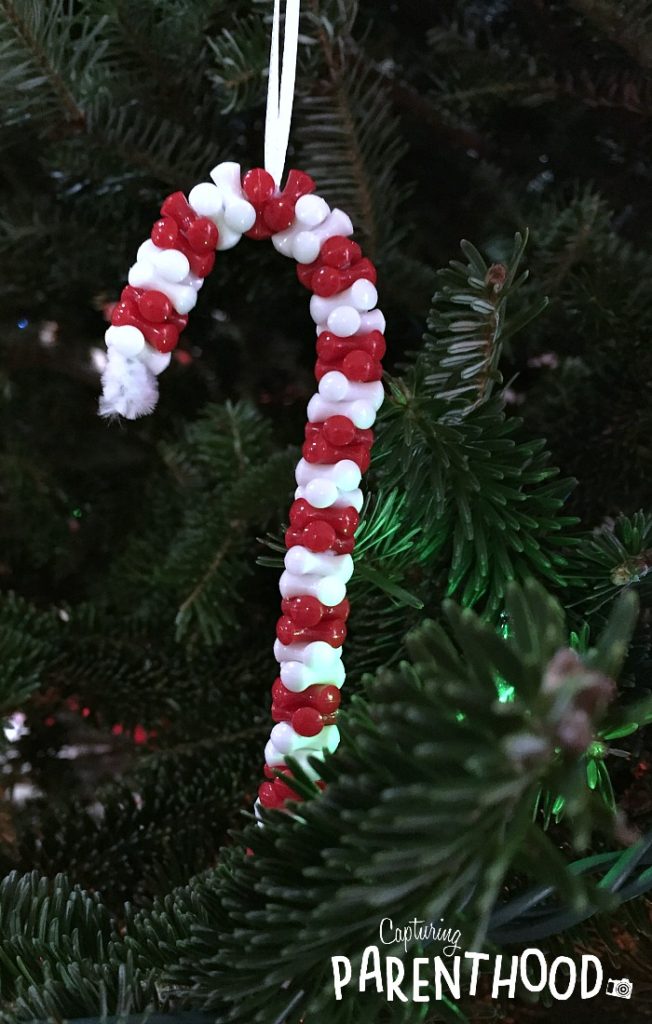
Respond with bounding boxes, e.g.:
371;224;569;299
99;1;386;815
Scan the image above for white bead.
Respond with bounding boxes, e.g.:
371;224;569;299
206;161;256;250
310;281;378;326
294;482;364;511
188;182;224;218
288;747;328;779
217;224;242;250
359;309;386;334
280;657;346;691
272;207;354;262
128;262;199;315
209;160;243;191
270;722;339;758
327;307;360;337
350;278;379;309
295;458;361;492
284;546;354;582
265;738;284;766
307;393;377;430
274;638;343;667
279;570;346;606
303;478;339;507
105;324;145;357
319;374;384;409
293;232;322;264
137;239;190;283
224;196;257;233
295;193;330;227
138;345;172;376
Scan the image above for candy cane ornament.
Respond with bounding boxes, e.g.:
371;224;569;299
99;163;386;815
99;0;386;815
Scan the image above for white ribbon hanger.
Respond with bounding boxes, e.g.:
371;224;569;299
264;0;301;187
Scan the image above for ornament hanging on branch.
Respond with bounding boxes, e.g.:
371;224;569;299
99;0;386;816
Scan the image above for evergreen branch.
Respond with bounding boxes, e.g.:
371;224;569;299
0;0;85;126
84;97;215;188
374;234;571;613
489;833;652;942
422;231;548;411
0;594;57;715
559;65;652;117
175;532;237;635
6;741;260;911
206;15;269;114
571;512;652;614
0;583;644;1023
0;0;109;132
296;1;406;256
568;0;652;70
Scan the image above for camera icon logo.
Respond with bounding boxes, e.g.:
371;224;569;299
606;978;633;999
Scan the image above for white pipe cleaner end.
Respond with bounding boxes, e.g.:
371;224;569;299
98;348;159;420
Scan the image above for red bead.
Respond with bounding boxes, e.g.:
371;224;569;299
305;521;338;550
276;613;347;646
298;252;377;298
245;168;315;240
263;198;295;233
160;192;195;231
280;595;350;627
259;781;284;808
111;285;187;353
315;330;385;382
290;499;359;537
311;266;344;297
296;261;315;289
292;707;324;736
286;519;336;552
317;330;386;363
274;775;301;801
154;192;219;277
242;167;276;205
152;217;179;249
271;680;342;717
321;236;362;269
343;350;374;380
302;430;371;473
138;290;172;322
281;594;323;627
186;218;219;252
316;684;341;715
322;415;355;446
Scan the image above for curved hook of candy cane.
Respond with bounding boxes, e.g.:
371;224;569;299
98;164;386;822
100;0;301;419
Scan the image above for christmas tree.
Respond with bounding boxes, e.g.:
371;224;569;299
1;0;652;1021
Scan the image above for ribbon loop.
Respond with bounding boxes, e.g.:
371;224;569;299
264;0;301;188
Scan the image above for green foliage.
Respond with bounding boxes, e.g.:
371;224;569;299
0;0;109;133
8;740;260;909
422;233;548;410
375;235;576;614
575;511;652;613
0;594;59;713
207;15;269;114
1;1;652;1019
105;400;297;646
296;54;407;257
0;583;649;1024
